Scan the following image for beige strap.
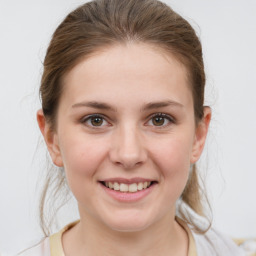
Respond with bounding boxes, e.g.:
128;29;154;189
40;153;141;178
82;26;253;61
50;231;64;256
49;220;80;256
233;238;256;256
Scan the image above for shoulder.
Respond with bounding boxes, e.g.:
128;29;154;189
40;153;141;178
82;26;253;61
176;203;255;255
192;227;246;256
16;220;79;256
16;237;50;256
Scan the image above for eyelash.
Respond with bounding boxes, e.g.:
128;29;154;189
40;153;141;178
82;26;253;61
80;113;175;129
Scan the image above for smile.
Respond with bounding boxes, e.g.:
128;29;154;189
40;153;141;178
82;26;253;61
99;179;157;202
102;181;152;193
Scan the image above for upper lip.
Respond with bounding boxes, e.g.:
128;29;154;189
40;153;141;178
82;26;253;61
99;177;157;184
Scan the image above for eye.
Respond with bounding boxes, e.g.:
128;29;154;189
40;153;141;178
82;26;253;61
81;114;109;127
146;113;174;127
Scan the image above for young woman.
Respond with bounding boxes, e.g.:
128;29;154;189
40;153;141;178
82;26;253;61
17;0;255;255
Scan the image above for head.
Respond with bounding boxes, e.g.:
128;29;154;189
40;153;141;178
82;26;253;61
37;0;211;234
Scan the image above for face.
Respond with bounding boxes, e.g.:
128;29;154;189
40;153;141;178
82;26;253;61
38;43;210;232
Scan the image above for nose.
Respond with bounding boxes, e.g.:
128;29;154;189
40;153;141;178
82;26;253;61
109;124;147;169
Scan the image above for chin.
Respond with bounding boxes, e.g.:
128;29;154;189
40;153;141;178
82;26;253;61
103;213;152;233
108;222;150;233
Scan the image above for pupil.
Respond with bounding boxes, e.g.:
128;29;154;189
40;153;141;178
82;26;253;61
153;116;164;126
92;117;103;126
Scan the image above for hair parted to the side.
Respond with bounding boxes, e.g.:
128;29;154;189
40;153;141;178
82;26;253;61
39;0;211;236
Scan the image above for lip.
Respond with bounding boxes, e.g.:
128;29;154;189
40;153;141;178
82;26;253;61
99;181;157;202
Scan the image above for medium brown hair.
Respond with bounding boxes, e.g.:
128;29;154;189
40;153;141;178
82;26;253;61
39;0;210;235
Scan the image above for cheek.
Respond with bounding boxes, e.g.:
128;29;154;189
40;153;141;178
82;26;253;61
59;134;109;193
148;135;193;197
150;135;193;173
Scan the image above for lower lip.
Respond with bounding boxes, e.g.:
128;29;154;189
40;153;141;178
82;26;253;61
99;182;156;202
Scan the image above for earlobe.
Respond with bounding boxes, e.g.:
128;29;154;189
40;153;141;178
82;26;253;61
36;109;63;167
190;107;211;163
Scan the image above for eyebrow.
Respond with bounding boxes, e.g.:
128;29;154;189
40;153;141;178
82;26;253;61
141;100;184;111
71;100;183;111
72;101;117;112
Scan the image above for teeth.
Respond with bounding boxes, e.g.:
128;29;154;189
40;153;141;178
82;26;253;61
137;182;143;190
103;181;153;192
119;183;129;192
109;182;114;189
113;182;119;190
129;183;137;192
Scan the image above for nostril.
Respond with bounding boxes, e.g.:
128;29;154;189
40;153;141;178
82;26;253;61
114;161;142;169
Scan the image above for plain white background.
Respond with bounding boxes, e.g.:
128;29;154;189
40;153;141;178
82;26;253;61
0;0;255;254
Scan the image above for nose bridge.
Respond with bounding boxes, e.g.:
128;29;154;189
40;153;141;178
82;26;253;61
110;122;147;169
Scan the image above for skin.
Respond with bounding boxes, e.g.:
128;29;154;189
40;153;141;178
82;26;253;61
37;43;211;256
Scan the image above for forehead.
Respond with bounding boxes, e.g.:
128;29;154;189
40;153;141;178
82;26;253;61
61;43;192;107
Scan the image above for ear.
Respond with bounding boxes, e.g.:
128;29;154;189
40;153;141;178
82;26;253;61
37;109;63;167
190;107;211;163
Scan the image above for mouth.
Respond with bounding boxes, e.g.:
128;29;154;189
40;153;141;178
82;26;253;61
99;180;158;193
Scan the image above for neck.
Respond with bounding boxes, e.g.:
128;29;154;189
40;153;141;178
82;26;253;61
62;211;188;256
